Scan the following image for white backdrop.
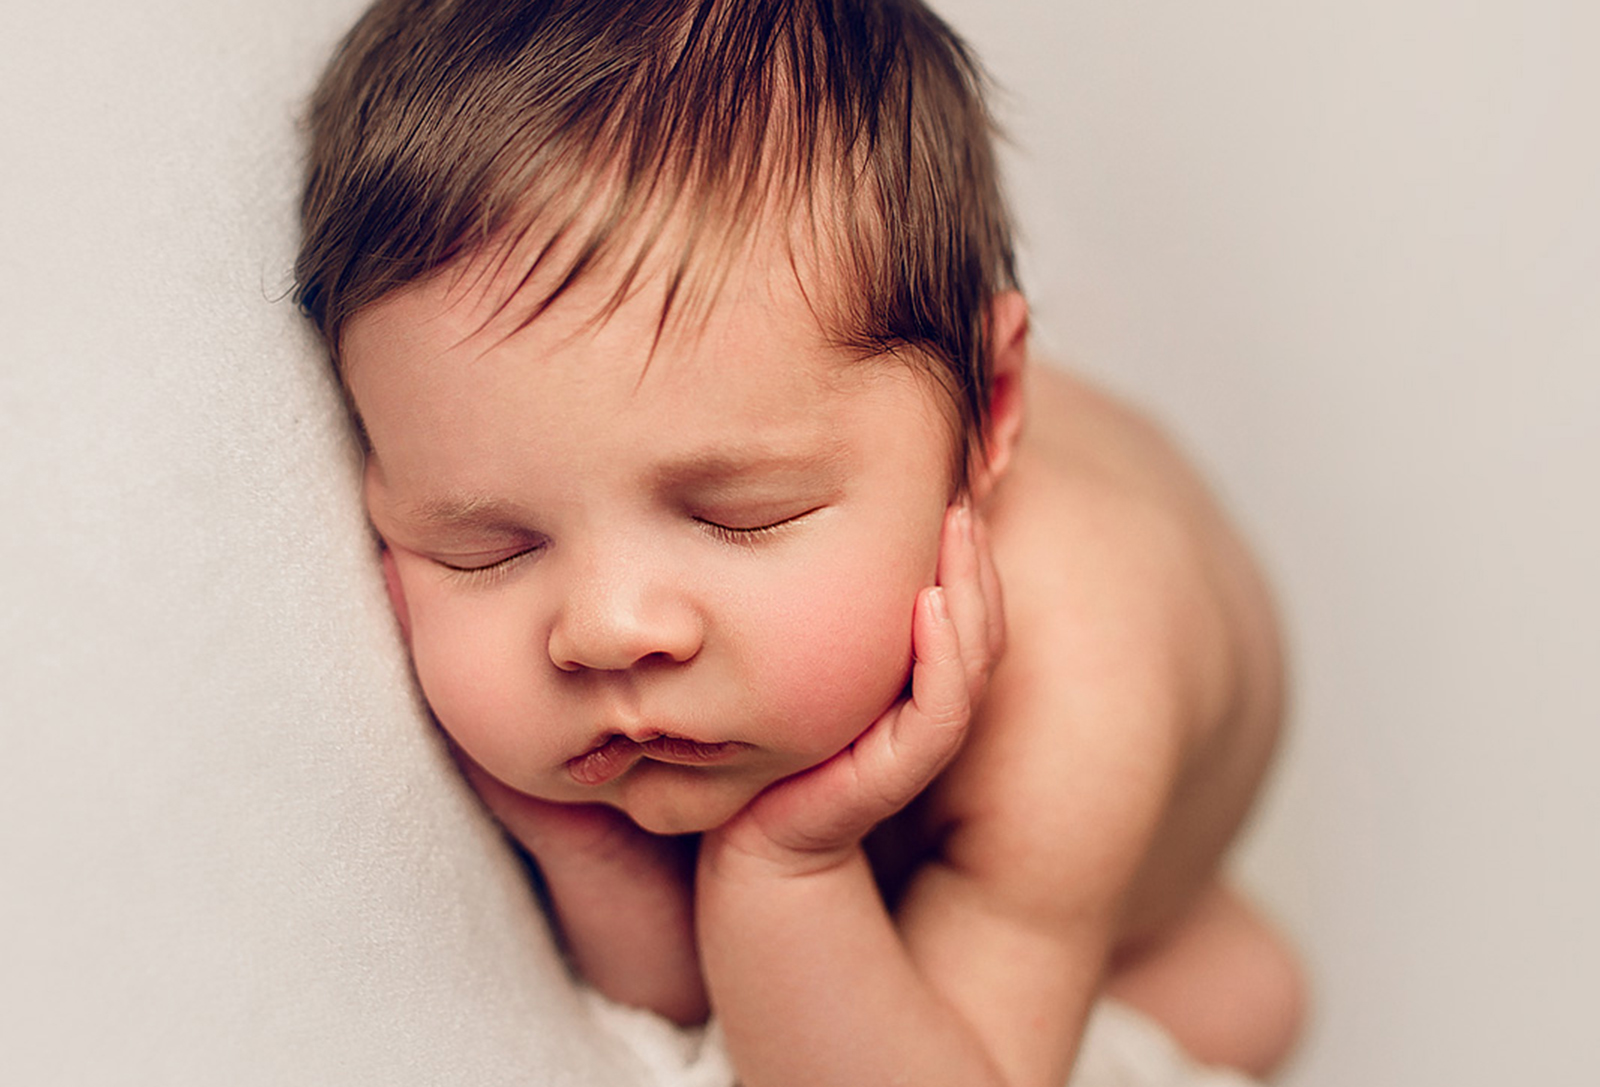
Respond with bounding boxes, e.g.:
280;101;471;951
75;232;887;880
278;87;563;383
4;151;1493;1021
930;1;1600;1084
4;2;1596;1086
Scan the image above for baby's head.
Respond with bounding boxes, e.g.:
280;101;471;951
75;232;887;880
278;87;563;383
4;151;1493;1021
295;0;1028;833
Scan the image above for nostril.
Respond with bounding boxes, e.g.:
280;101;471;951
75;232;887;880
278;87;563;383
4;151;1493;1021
641;648;694;668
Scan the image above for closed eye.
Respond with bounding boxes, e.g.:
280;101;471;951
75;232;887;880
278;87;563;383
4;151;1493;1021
695;508;820;547
436;544;541;583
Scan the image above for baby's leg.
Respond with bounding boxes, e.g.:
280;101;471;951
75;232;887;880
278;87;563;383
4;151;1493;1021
1103;881;1306;1078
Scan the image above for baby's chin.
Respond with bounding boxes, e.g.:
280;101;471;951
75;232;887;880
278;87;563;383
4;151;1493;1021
611;766;770;836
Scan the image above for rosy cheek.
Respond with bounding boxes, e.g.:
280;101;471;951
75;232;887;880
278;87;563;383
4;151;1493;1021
415;626;511;730
754;559;920;750
401;597;535;772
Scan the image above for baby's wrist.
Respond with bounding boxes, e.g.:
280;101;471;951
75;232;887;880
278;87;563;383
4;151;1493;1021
699;817;861;885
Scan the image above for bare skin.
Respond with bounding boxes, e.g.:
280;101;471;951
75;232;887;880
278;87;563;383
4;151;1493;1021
933;363;1304;1078
462;351;1304;1084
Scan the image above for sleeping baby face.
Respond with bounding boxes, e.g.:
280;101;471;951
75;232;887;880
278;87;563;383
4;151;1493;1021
341;229;957;835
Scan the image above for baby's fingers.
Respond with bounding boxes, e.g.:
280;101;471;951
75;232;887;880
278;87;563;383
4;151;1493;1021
897;584;972;753
973;508;1007;664
936;504;1003;700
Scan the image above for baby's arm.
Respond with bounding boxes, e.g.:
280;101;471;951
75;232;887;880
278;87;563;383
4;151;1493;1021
696;505;1024;1087
462;758;708;1025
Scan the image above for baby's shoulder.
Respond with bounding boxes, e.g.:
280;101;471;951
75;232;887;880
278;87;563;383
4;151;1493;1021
986;367;1224;592
924;368;1282;895
982;368;1240;718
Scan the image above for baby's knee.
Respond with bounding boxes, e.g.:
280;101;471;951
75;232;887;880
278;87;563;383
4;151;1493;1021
1206;886;1308;1075
1106;882;1308;1078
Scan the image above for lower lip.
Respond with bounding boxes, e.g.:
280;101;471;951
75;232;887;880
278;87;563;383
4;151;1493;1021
566;735;642;786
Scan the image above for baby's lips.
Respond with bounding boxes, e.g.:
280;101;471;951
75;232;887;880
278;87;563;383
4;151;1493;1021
566;735;643;786
638;736;749;765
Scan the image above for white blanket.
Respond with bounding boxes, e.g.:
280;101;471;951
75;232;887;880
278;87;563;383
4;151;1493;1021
584;991;1258;1087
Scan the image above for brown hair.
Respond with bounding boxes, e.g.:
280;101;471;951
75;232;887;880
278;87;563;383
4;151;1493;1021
295;0;1017;479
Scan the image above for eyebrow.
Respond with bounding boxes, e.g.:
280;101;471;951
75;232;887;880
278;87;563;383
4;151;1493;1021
649;435;854;489
399;494;530;530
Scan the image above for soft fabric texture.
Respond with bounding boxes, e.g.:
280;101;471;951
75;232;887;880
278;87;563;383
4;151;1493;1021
0;2;1262;1083
580;991;1260;1087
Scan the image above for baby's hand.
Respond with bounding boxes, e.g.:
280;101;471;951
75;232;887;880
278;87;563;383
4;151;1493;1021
457;748;676;869
710;503;1005;875
456;751;708;1024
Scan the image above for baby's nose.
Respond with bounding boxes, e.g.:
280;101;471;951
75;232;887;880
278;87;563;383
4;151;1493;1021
546;565;701;673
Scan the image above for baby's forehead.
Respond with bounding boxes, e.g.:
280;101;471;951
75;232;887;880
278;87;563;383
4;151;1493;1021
347;244;958;499
404;192;871;371
351;214;877;399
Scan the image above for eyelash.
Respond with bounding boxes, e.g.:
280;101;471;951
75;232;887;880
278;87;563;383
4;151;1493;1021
437;548;537;585
696;509;816;547
433;509;815;580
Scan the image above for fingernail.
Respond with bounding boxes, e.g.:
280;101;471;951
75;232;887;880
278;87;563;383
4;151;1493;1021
927;586;948;622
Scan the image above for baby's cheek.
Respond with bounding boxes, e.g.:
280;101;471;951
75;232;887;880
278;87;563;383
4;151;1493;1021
755;566;919;749
408;612;534;769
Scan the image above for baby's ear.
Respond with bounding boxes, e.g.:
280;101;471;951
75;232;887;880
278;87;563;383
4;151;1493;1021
381;546;412;644
976;290;1029;495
